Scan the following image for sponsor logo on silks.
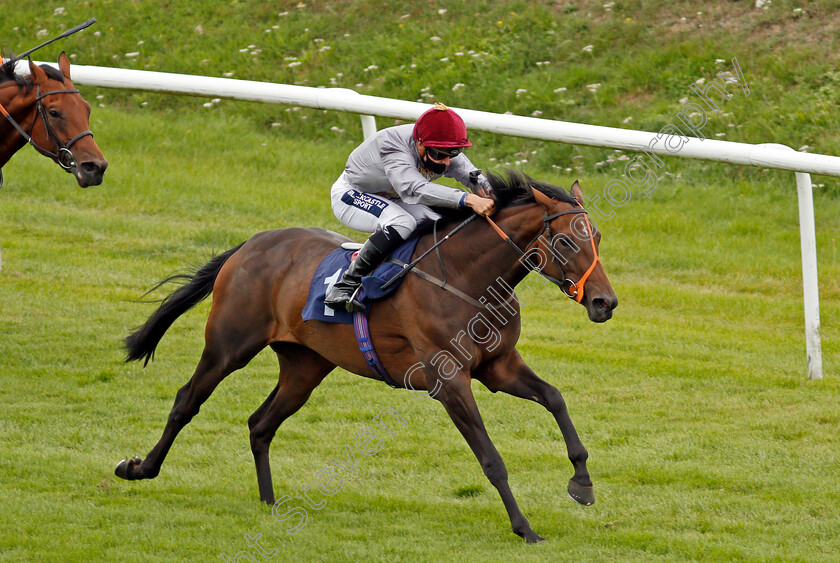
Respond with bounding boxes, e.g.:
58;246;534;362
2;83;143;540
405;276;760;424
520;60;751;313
341;189;389;217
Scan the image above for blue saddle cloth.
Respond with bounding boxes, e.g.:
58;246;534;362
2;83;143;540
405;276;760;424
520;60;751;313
302;238;420;324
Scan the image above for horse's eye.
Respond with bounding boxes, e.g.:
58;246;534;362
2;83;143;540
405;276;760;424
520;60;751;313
48;109;61;118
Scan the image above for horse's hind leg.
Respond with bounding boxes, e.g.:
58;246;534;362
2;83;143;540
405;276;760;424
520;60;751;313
248;343;334;504
477;350;594;506
115;330;268;482
430;370;544;544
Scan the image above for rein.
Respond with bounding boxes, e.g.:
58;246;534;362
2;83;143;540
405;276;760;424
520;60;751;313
0;85;92;173
380;188;601;309
484;193;601;303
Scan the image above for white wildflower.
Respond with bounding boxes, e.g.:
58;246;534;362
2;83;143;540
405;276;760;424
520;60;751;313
582;45;594;53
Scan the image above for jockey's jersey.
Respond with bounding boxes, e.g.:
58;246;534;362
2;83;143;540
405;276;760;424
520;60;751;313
343;124;488;208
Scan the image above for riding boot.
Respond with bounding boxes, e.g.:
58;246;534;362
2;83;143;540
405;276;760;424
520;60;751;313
325;227;404;313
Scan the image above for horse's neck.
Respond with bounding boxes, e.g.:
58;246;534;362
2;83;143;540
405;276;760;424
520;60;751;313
0;81;36;168
435;204;545;293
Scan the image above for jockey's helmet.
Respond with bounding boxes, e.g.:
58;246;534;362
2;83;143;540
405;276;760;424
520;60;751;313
413;102;472;149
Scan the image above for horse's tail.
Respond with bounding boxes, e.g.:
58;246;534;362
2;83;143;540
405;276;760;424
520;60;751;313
124;242;246;366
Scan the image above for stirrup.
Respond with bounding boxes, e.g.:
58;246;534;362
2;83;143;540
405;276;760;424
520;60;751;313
344;285;366;313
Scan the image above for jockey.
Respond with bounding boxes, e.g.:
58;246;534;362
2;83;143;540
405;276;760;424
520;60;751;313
325;102;496;313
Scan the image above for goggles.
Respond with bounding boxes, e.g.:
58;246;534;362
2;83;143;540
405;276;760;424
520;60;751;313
425;145;463;160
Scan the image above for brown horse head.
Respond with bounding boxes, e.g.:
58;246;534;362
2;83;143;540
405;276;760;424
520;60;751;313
25;52;107;187
526;178;617;322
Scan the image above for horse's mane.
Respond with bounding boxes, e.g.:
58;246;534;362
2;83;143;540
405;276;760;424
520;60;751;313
0;54;65;88
417;169;579;235
486;170;578;208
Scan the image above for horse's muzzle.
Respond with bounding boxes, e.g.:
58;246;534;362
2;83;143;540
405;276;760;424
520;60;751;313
75;157;108;187
587;294;617;323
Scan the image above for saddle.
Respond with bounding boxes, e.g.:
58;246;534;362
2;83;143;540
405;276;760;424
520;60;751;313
301;238;420;325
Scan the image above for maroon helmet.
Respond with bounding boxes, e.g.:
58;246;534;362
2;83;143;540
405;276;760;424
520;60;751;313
413;102;472;148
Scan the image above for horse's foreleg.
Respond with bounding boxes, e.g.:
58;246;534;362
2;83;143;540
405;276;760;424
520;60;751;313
432;372;544;543
248;344;334;504
477;351;594;506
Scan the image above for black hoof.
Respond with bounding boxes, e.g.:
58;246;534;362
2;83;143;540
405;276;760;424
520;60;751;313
568;479;595;506
114;457;143;480
525;532;546;544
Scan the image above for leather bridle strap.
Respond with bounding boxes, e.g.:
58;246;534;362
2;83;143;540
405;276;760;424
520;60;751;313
34;86;92;170
485;204;598;302
0;86;91;173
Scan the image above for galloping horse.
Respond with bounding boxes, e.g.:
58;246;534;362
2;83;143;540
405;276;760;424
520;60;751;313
116;172;618;543
0;52;107;188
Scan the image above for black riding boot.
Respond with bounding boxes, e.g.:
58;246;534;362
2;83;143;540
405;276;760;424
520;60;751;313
324;227;405;313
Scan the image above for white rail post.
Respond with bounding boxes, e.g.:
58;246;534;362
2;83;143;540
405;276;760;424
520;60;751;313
795;171;823;379
360;115;377;139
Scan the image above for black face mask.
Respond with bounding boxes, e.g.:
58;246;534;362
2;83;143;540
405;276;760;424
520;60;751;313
422;152;447;174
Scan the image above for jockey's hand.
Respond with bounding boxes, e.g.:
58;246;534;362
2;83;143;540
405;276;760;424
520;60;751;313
465;193;496;217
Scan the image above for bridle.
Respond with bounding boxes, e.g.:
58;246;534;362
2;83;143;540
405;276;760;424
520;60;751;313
485;191;602;303
0;84;93;175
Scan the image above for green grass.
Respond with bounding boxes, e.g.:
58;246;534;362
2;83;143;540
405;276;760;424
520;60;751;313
2;1;840;562
2;105;839;562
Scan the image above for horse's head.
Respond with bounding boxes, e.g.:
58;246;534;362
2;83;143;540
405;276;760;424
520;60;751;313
529;180;617;322
27;52;107;187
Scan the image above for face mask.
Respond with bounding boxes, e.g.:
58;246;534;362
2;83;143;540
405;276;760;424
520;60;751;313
422;152;447;174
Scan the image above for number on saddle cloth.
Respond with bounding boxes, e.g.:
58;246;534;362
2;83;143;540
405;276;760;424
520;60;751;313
301;237;420;324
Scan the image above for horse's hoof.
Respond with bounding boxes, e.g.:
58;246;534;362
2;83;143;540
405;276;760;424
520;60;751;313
568;479;595;506
114;457;143;480
525;532;546;544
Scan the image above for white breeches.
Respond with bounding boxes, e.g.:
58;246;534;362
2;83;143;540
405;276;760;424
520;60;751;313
330;172;441;239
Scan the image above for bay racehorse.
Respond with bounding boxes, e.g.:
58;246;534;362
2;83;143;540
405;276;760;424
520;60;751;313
116;171;617;543
0;52;107;188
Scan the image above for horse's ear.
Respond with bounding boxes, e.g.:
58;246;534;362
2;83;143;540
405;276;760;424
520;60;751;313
570;180;583;204
28;58;47;84
531;187;553;207
58;51;71;80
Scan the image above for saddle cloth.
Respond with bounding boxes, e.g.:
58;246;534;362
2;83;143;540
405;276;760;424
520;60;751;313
301;238;420;324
